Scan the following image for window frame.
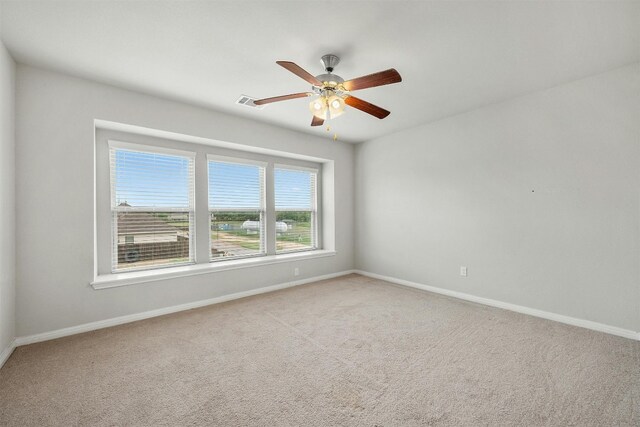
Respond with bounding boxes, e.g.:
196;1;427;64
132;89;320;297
207;154;268;262
108;140;197;273
274;164;319;255
96;132;324;280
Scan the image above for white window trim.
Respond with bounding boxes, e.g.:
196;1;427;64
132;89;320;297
95;128;329;288
91;249;337;289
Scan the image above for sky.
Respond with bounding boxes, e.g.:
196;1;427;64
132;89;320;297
113;149;313;210
113;150;191;208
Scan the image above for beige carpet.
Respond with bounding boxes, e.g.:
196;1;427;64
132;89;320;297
1;274;639;426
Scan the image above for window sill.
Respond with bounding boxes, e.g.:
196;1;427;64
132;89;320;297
91;250;336;290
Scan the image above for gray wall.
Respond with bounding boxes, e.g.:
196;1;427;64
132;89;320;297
10;60;640;338
0;39;16;352
355;64;640;331
15;65;355;337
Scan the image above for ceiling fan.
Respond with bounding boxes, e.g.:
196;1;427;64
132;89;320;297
254;54;402;127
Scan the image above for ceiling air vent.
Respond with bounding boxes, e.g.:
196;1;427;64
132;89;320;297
236;95;266;110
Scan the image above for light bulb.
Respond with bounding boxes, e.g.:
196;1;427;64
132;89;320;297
327;94;345;119
309;96;327;119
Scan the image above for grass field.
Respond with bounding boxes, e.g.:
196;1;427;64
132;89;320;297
276;222;312;251
211;220;313;253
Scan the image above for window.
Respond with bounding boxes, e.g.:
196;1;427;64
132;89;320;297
109;142;195;272
97;131;327;280
275;166;317;253
208;157;266;260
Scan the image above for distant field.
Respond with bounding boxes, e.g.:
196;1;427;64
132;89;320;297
211;220;312;252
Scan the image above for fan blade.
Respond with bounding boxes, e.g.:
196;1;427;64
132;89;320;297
342;69;402;92
253;92;313;105
344;96;390;119
276;61;323;87
311;116;324;127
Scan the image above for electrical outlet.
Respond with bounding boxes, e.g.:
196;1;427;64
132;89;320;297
294;267;300;277
460;266;467;277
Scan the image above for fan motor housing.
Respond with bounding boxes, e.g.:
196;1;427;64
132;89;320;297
314;54;345;89
315;73;344;87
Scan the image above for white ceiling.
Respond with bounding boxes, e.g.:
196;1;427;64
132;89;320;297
1;1;639;143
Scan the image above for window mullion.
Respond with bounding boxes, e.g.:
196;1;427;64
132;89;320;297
265;162;276;256
194;151;210;264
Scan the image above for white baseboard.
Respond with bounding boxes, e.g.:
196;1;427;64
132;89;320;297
12;268;638;349
15;270;355;347
355;270;640;341
0;339;17;369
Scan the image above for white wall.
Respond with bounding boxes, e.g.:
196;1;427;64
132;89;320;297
11;60;639;339
356;64;640;332
15;65;354;337
0;39;16;352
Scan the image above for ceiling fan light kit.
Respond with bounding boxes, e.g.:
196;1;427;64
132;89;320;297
253;54;402;127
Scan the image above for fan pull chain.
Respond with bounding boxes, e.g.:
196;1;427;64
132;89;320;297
323;125;337;141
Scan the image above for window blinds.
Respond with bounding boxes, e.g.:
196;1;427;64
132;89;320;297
109;144;195;271
274;167;317;252
208;158;266;260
